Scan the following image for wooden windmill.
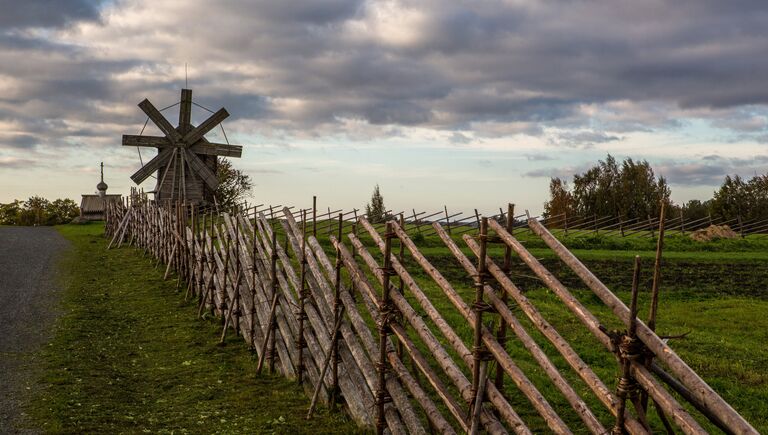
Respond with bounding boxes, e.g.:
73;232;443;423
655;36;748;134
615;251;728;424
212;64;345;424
122;89;243;204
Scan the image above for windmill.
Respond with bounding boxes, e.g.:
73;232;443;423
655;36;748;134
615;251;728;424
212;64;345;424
122;88;243;204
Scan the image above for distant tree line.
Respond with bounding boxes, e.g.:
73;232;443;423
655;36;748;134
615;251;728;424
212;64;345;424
543;154;768;223
0;197;80;226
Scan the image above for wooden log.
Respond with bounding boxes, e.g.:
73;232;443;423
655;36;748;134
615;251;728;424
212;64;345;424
332;237;456;433
365;218;568;434
340;235;510;435
257;215;379;429
524;218;758;435
455;230;647;435
227;215;298;378
302;234;424;433
281;211;413;432
487;219;705;433
449;232;606;434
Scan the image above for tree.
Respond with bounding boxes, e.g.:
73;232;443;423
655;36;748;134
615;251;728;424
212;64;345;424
546;154;670;221
543;177;575;220
0;200;22;225
365;184;386;223
20;196;51;226
680;199;710;222
214;158;253;210
48;198;80;224
710;174;768;221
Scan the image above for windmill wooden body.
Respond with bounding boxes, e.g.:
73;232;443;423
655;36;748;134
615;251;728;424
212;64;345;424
123;89;243;204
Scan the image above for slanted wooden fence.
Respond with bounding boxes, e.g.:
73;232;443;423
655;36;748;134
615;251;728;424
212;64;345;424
105;195;758;434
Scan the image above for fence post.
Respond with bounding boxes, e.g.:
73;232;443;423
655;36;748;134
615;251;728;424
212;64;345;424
564;212;568;236
412;208;422;234
680;207;686;236
331;213;344;407
268;230;278;373
312;195;317;237
648;214;655;239
737;211;744;238
444;205;452;235
495;204;514;391
376;222;395;435
612;256;645;434
470;217;491;433
296;210;309;384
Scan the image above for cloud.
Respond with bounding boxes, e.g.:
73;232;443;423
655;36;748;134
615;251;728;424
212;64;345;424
524;165;590;180
3;0;768;189
0;156;38;169
524;153;555;162
0;0;106;29
549;131;622;148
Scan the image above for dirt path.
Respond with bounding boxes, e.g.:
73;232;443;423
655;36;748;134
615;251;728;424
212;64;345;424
0;227;69;434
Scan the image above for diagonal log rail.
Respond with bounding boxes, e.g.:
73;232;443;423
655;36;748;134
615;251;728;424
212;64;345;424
104;196;759;434
487;219;706;434
523;218;759;435
379;219;571;434
430;224;607;434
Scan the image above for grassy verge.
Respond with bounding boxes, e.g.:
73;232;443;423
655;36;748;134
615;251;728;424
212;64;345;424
25;223;360;434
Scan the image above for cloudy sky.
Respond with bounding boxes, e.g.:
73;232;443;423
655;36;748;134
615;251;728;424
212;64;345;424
2;0;768;215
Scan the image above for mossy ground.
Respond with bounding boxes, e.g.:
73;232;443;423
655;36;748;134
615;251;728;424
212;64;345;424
24;223;360;434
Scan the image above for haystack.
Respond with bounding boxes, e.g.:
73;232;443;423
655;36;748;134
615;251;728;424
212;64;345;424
690;224;740;241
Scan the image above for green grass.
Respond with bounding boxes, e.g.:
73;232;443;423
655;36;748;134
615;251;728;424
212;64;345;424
25;223;360;434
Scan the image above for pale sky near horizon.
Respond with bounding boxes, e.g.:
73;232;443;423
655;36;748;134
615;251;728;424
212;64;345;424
2;1;768;216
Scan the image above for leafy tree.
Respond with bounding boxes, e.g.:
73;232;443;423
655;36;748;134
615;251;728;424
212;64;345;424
48;198;80;224
21;196;51;226
214;158;253;210
543;177;575;221
679;199;711;222
545;154;670;221
710;174;768;221
0;200;23;225
365;184;386;223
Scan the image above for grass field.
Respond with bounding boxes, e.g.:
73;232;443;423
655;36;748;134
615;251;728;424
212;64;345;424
25;223;360;434
25;220;767;433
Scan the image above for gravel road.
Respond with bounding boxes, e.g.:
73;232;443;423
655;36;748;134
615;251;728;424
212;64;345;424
0;227;69;434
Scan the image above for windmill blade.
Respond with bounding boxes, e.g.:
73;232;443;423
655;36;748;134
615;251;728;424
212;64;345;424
138;99;182;142
190;141;243;158
122;135;170;148
181;108;229;145
131;147;174;184
183;148;219;190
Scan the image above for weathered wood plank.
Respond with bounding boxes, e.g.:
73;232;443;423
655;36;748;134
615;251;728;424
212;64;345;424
122;134;169;148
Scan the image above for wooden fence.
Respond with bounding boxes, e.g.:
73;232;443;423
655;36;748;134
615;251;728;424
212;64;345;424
105;196;758;434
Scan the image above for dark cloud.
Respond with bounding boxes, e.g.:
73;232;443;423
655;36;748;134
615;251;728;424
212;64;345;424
524;153;556;162
0;134;41;149
4;0;768;166
0;0;105;28
449;132;472;144
550;131;622;148
655;163;729;186
524;165;591;180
